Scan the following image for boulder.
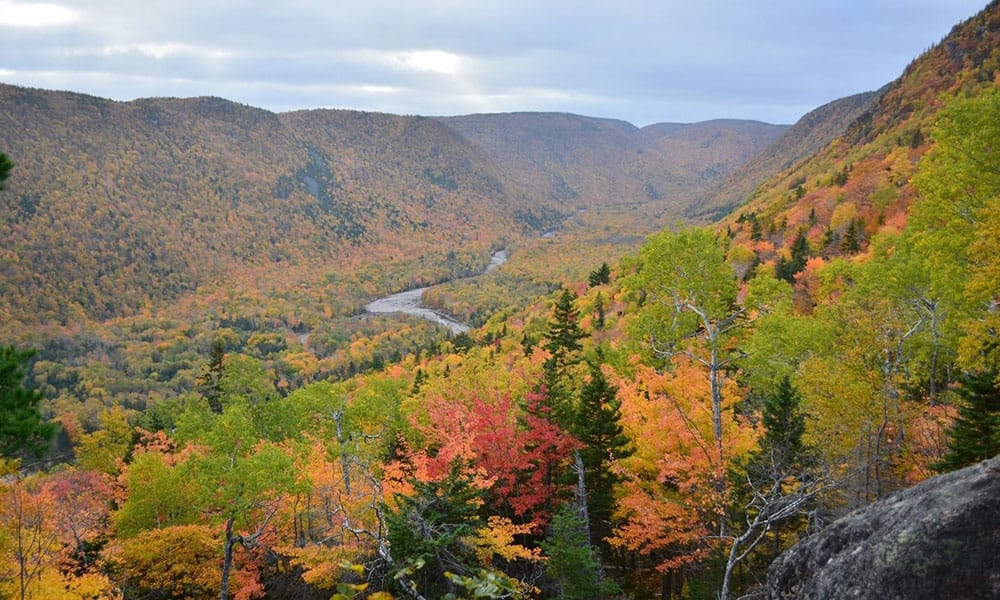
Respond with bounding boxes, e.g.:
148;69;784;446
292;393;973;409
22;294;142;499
767;455;1000;599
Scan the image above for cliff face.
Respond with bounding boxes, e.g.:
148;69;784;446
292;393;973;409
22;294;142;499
767;456;1000;599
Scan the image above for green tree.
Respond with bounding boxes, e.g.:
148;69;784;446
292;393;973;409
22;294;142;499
840;218;861;254
588;263;611;287
0;347;55;460
195;339;226;415
540;503;617;600
541;289;588;420
573;360;633;543
385;460;484;599
934;369;1000;473
777;229;809;283
722;377;824;600
910;88;1000;370
627;228;779;524
0;152;11;190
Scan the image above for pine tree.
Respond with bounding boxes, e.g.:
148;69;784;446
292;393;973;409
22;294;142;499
841;218;862;254
777;229;810;284
541;289;588;419
385;460;484;598
540;502;618;600
0;346;56;459
588;263;612;287
196;339;225;414
593;292;606;330
935;369;1000;472
0;151;12;190
573;360;634;543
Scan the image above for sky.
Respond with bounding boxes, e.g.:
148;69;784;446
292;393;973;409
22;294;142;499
0;1;988;126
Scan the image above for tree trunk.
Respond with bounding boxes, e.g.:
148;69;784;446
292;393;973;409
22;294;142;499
220;515;236;600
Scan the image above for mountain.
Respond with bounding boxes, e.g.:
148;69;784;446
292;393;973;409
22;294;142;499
720;0;1000;263
0;85;785;329
436;113;786;211
692;91;881;220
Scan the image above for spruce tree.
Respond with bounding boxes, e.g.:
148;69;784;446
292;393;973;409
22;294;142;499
935;369;1000;472
0;151;12;190
573;360;634;542
196;339;226;414
385;460;484;597
541;289;588;420
588;263;612;287
0;346;56;459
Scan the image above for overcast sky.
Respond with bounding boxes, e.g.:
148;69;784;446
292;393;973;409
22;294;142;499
0;1;988;126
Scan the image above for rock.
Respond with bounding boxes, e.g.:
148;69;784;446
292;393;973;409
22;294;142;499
767;455;1000;599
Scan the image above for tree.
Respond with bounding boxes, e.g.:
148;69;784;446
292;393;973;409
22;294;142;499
385;459;485;599
721;377;823;600
627;228;776;526
541;289;588;421
196;339;226;415
0;346;56;460
0;151;12;190
572;360;633;543
540;503;616;600
588;263;611;287
776;229;809;284
910;88;1000;371
934;369;1000;473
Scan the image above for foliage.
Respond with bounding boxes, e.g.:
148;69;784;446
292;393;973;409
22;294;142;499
385;459;485;598
572;360;633;541
934;369;1000;472
0;346;56;459
540;502;617;600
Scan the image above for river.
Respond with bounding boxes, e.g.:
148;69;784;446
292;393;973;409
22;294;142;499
363;249;508;334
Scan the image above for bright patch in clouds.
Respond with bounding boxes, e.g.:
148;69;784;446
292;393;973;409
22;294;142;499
395;50;462;75
0;1;76;27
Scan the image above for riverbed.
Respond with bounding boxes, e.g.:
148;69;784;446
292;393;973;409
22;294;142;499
363;249;507;334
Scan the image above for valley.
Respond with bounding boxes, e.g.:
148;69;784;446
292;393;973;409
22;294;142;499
1;2;999;598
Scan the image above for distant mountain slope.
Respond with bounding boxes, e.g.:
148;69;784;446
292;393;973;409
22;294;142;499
0;86;784;328
437;113;786;210
720;0;1000;263
692;91;881;220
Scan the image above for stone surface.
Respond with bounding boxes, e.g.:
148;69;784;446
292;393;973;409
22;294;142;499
767;455;1000;599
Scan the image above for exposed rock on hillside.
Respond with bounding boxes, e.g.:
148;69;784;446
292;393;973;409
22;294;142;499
767;455;1000;599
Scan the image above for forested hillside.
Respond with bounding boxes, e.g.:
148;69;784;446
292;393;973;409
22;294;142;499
1;1;998;599
0;86;782;331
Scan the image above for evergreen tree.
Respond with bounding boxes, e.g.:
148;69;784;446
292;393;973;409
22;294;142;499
541;289;588;419
540;502;618;600
0;346;56;459
593;292;606;330
777;229;810;284
840;218;862;254
195;339;225;414
758;376;811;469
588;263;612;287
385;460;484;598
935;369;1000;472
0;151;12;190
573;360;633;543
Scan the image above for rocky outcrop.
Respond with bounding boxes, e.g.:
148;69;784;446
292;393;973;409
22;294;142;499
767;456;1000;599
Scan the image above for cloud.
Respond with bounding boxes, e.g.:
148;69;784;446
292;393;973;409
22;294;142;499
394;50;463;75
0;1;76;27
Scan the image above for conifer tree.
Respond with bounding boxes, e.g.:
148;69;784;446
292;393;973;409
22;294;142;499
588;263;612;287
196;339;225;414
541;289;588;420
0;151;12;190
573;360;633;542
935;369;1000;472
0;346;55;459
385;460;484;598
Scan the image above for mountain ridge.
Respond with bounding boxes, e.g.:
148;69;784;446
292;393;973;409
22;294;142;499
0;82;787;330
